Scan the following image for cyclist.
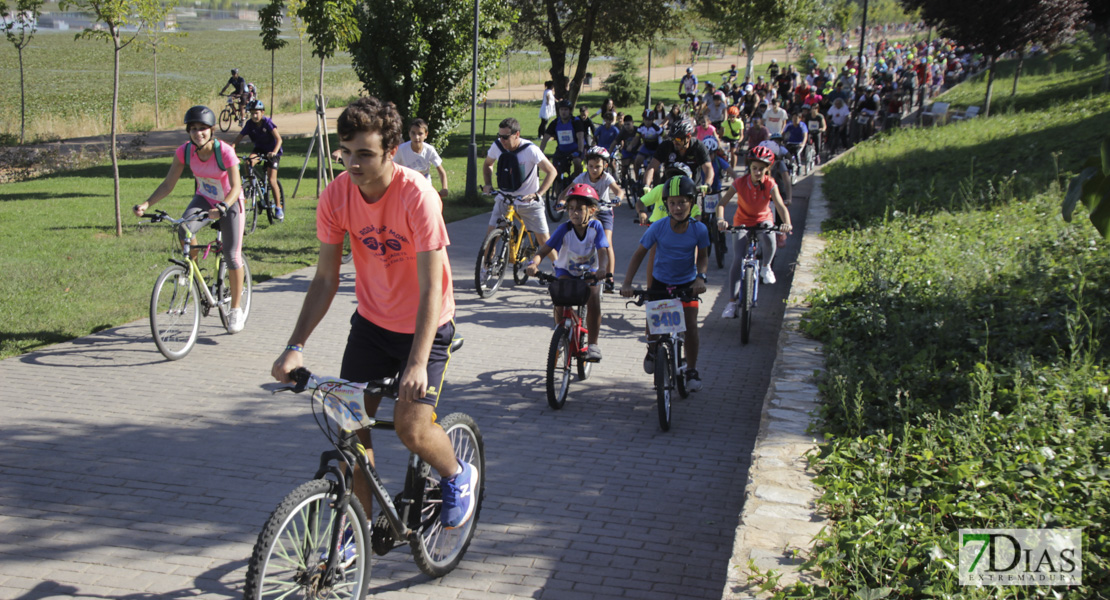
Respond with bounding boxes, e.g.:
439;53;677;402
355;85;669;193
706;91;728;132
762;97;789;137
133;105;247;333
634;109;664;181
637;163;702;225
271;96;476;530
714;145;793;318
483;117;558;259
805;103;827;163
559;146;621;288
540;100;586;178
767;58;780;80
612;114;641;182
781;111;809;172
393;118;449;199
678;67;699;109
218;68;247;123
827;97;850;151
525;184;610;362
620;174;709;392
231;99;284;220
643;119;713;191
719;106;745;170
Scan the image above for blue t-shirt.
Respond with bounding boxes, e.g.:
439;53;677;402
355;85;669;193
548;220;610;277
239;117;282;156
545;118;585;154
638;218;709;285
783;122;808;145
594;124;619;149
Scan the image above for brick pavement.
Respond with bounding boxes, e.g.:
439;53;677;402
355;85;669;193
0;176;813;599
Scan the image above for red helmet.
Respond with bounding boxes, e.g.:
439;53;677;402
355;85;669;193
747;145;775;167
566;183;600;207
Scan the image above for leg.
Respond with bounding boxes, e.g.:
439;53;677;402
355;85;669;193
683;304;699;369
586;286;601;344
268;164;282;209
394;400;460;478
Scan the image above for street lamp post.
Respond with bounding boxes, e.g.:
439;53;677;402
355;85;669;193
465;0;480;201
855;0;869;100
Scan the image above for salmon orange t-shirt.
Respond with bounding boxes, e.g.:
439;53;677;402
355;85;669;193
731;173;777;227
317;166;454;334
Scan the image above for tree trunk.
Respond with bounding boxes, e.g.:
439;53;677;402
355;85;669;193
18;46;26;145
566;0;601;106
299;38;304;110
112;32;123;237
1010;50;1023;97
743;39;756;83
542;0;569;99
154;46;160;128
983;53;997;118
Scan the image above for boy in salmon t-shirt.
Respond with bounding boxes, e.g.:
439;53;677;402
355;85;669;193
270;96;477;531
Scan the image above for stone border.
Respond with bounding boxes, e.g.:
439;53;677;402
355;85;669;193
722;174;830;599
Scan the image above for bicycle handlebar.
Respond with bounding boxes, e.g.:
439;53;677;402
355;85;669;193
280;367;397;398
535;272;603;285
723;224;785;232
623;287;700;307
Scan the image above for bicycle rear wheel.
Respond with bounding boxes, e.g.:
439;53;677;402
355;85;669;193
475;228;509;298
410;412;485;577
244;479;370;600
219;107;233;133
654;344;672;432
740;264;755;344
217;258;252;331
546;326;573;409
150;265;200;361
245;186;260;235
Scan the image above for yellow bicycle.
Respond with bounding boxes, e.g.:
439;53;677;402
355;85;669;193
474;192;540;298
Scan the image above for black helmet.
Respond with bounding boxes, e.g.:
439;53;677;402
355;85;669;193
662;175;697;200
669;118;694;138
557;99;572;110
184;105;216;128
231;68;239;75
248;99;265;111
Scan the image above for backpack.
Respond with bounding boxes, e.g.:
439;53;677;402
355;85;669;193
184;139;228;174
494;139;535;193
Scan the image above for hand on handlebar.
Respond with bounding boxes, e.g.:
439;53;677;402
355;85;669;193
133;203;148;217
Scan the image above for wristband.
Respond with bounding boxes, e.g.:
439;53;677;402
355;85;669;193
285;344;304;353
697;273;708;282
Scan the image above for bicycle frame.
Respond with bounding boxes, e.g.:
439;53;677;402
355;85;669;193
493;198;532;264
162;213;226;313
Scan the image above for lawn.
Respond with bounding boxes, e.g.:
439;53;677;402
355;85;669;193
767;42;1110;599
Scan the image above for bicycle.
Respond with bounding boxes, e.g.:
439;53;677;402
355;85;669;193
536;272;598;410
725;224;783;344
241;154;284;235
141;209;253;360
474;192;541;298
544;153;578;222
700;187;728;269
244;361;484;600
219;95;243;133
626;288;698;432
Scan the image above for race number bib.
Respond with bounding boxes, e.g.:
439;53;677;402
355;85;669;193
704;193;720;212
196;176;222;201
557;129;574;145
645;299;686;335
313;380;373;432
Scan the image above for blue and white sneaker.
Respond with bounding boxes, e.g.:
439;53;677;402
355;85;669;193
275;207;284;221
440;461;477;529
320;523;356;569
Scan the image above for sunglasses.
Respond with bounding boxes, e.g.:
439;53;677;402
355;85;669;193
497;133;514;140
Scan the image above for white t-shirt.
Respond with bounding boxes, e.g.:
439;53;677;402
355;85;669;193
487;140;548;196
548;220;610;277
540;89;556;120
828;104;851;127
571;171;618;213
393;141;443;180
763;107;789;135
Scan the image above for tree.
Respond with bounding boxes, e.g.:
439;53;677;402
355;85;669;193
900;0;1086;116
135;0;183;129
349;0;516;149
511;0;672;106
1062;135;1110;239
61;0;150;237
294;0;359;101
1085;0;1110;92
694;0;820;83
1;0;43;144
258;0;287;112
286;0;307;108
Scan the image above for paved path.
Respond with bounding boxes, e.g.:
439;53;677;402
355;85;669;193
0;173;815;598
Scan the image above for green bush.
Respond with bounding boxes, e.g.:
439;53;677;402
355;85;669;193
602;55;645;108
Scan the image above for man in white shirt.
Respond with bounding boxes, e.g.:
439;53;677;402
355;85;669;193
827;98;851;151
482;117;558;250
762;97;789;136
393;118;449;198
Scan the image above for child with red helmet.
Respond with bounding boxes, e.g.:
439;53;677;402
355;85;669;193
526;183;610;362
714;146;793;319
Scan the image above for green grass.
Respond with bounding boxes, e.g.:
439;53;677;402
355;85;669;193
771;43;1110;599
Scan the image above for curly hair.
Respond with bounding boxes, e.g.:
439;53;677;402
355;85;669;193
336;96;403;153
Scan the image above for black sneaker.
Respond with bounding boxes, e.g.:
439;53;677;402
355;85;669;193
685;369;703;392
643;348;654;374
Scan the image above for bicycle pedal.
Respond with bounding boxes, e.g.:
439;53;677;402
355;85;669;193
371;514;400;556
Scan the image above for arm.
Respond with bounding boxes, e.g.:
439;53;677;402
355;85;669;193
693;246;709;295
271;242;343;382
525;242;555;275
643;158;661;189
771;186;793;234
716;185;737;228
270;128;283;157
608;180;624;200
482;155;496;194
230;133;245;148
134;158;186;216
535;158;558;197
620;244;649;296
576;131;585;156
219;161;243;216
435;164;449;198
397;247;447;403
701;161;714;188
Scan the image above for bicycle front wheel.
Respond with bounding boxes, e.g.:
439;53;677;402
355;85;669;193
245;187;260;235
475;229;509;298
513;232;536;285
410;412;485;577
244;479;370;600
219;107;233;133
654;344;672;432
545;180;566;222
150;265;200;361
217;258;252;331
546;325;573;409
740;264;755;344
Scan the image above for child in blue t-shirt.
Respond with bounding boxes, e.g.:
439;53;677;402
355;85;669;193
526;183;610;362
620;175;709;391
231;100;284;220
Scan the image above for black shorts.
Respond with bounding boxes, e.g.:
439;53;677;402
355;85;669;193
648;278;699;308
340;311;455;407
